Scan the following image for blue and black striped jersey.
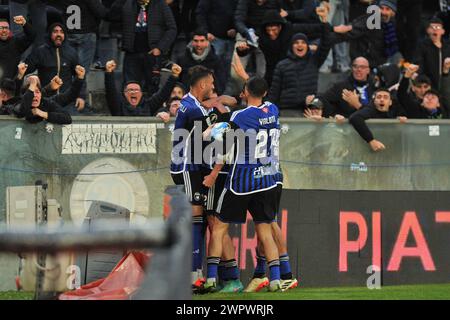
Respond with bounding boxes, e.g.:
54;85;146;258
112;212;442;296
226;101;281;195
170;93;211;173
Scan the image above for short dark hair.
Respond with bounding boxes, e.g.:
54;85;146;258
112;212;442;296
424;89;441;99
124;81;141;90
413;75;432;86
191;29;208;40
245;76;268;98
168;96;182;105
0;19;9;24
373;88;391;98
174;82;186;94
188;65;214;88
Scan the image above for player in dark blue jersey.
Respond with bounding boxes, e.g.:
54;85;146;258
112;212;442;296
170;65;216;290
170;66;238;292
202;76;283;292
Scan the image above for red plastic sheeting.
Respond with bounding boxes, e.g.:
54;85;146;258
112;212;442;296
59;252;151;300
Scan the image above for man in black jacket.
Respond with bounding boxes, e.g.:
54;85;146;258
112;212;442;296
17;65;86;124
109;0;177;95
51;0;108;113
177;31;226;94
195;0;238;81
316;56;377;118
267;9;332;116
104;60;182;116
0;15;33;81
24;23;81;107
349;88;407;152
414;17;450;91
259;10;351;86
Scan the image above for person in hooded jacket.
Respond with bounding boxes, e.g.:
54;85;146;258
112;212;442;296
267;9;332;116
259;9;351;86
177;30;225;94
24;22;82;110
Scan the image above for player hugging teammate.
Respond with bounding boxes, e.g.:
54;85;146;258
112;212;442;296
170;66;297;294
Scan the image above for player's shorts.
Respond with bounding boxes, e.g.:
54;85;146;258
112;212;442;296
171;171;206;206
215;187;278;224
272;183;283;223
204;172;227;216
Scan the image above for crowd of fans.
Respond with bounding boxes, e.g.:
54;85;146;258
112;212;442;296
0;0;449;149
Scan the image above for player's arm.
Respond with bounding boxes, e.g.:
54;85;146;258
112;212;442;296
203;163;224;188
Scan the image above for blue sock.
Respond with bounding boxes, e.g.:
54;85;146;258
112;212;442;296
192;216;204;272
207;257;220;280
224;259;239;281
253;252;266;278
280;254;293;280
218;261;226;282
268;259;281;282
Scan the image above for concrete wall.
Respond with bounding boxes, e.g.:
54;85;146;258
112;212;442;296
1;116;449;290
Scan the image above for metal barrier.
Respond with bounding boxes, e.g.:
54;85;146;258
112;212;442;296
0;185;192;300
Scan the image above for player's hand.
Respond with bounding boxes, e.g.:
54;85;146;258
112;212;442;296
171;63;182;77
49;75;63;91
280;9;288;18
75;98;85;112
17;62;28;80
369;139;386;152
203;173;218;188
105;60;117;73
149;48;161;56
75;65;86;79
157;111;170;123
217;95;237;108
13;15;26;26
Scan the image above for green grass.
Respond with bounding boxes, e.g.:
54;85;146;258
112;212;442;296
0;291;34;300
2;284;450;300
194;284;450;300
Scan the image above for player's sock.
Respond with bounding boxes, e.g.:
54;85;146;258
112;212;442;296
224;259;239;280
218;260;227;282
206;256;220;281
192;216;204;272
268;259;281;282
280;254;293;280
253;251;266;279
